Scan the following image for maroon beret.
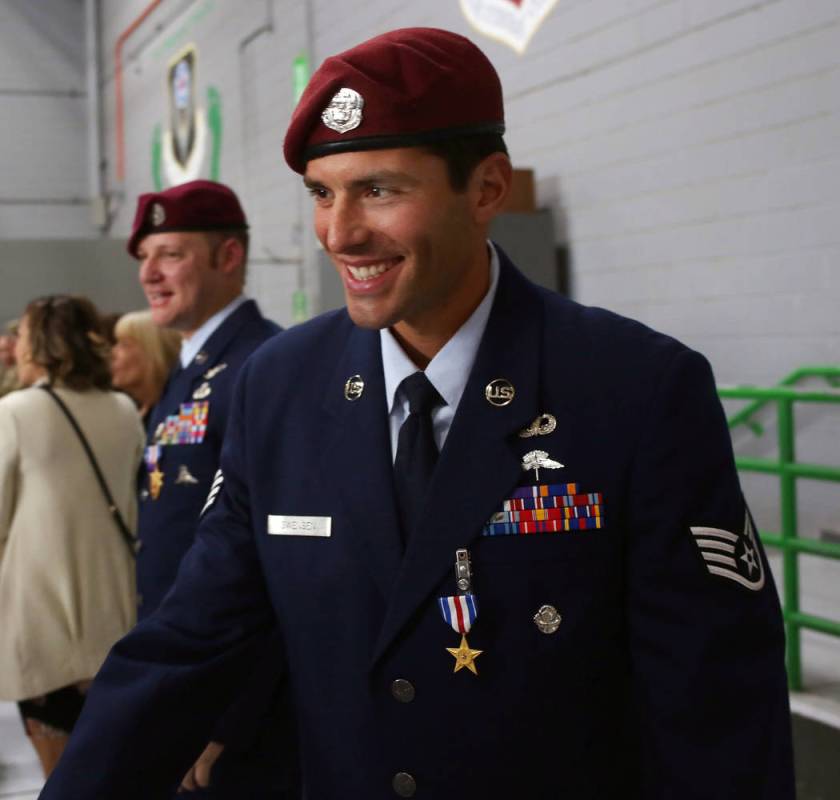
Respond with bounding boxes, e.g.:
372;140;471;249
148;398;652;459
283;27;505;174
127;179;249;257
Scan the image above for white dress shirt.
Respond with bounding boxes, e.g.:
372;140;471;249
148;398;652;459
380;242;501;461
179;295;248;368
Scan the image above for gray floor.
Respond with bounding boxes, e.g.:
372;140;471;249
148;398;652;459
0;703;41;800
795;715;840;800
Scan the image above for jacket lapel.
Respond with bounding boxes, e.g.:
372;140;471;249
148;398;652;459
149;300;265;430
371;256;546;666
320;321;404;602
182;300;263;392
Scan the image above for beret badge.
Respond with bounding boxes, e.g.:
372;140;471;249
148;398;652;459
321;87;364;134
150;202;166;226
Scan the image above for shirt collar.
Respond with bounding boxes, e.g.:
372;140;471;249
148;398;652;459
180;295;248;368
381;242;500;413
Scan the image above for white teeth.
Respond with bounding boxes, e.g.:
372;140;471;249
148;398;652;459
347;261;395;281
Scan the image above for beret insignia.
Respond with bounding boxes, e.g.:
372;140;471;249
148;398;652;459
150;202;166;226
321;87;364;134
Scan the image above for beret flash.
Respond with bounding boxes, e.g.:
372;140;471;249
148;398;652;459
127;180;249;258
283;27;505;174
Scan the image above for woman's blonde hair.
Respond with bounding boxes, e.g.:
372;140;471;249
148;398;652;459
114;310;182;394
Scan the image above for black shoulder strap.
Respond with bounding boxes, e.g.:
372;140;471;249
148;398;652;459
40;385;137;558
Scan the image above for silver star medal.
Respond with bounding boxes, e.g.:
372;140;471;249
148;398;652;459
521;450;564;481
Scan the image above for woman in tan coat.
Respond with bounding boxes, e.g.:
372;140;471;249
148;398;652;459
0;295;145;777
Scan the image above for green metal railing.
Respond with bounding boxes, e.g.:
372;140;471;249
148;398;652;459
720;366;840;690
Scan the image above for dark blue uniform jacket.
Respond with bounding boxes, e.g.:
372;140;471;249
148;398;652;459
138;298;280;616
134;298;295;794
43;252;794;799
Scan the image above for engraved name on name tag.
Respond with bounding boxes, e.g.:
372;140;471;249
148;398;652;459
267;515;332;537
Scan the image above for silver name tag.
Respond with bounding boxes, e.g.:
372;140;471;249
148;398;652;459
267;515;332;537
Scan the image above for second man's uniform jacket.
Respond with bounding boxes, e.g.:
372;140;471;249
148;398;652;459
44;251;794;799
135;298;297;797
137;298;279;616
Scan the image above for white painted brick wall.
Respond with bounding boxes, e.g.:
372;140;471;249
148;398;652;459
93;0;839;562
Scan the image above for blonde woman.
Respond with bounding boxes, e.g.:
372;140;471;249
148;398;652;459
110;309;181;423
0;295;145;777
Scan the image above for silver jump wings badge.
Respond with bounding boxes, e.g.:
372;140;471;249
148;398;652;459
521;450;564;481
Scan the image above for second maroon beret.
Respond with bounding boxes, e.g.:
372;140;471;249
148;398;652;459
127;180;248;258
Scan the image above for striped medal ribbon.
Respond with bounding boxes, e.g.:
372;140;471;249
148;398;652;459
438;593;478;635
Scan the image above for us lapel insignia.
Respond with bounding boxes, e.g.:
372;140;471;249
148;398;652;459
485;378;515;407
439;549;482;675
194;351;209;365
175;464;199;485
203;363;228;380
193;381;212;400
519;413;557;438
522;449;564;480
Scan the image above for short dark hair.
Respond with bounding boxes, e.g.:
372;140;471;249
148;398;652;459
24;295;112;391
423;133;509;192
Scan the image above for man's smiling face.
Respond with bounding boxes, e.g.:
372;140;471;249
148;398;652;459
305;146;488;353
136;231;223;336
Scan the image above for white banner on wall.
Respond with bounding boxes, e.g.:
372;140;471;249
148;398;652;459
460;0;559;54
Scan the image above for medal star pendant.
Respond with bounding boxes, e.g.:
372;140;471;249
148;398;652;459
149;467;165;500
446;635;483;675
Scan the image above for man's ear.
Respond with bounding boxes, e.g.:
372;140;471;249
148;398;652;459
470;152;513;225
214;237;245;276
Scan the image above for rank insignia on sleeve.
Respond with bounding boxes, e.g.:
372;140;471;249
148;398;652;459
690;511;765;591
200;469;224;517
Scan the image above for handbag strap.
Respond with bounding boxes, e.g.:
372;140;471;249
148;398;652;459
40;385;138;558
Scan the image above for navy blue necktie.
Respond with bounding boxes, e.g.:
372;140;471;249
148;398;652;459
394;371;443;547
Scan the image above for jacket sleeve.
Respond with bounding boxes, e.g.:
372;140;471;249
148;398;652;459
41;365;282;799
208;630;286;750
624;348;795;799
